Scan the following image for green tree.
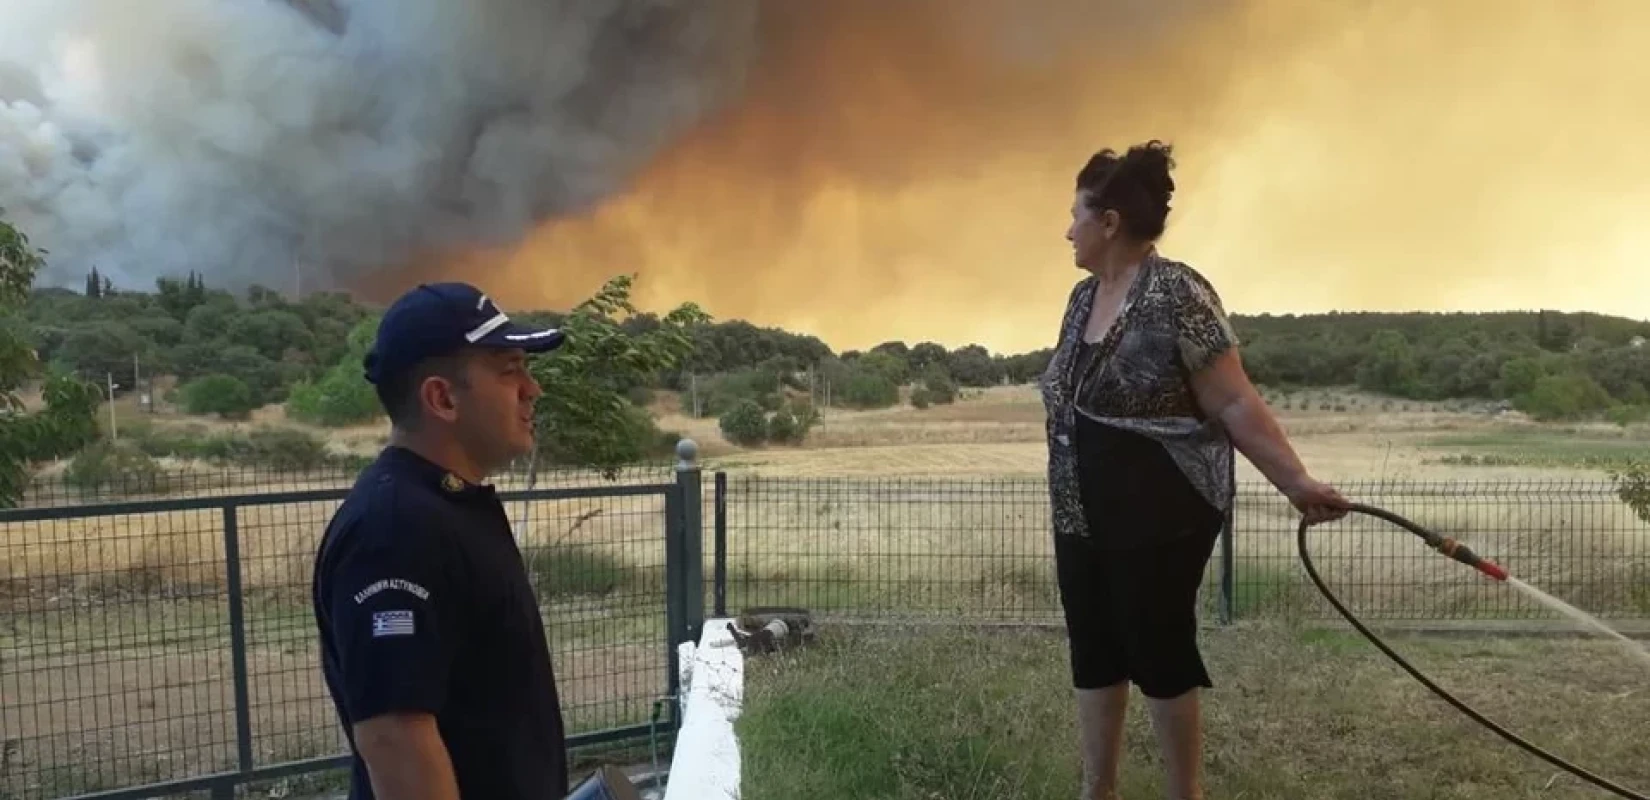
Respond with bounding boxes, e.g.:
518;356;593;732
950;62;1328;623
920;365;958;405
155;272;208;321
1517;373;1613;421
287;315;385;427
2;218;100;505
2;217;46;504
1494;356;1547;399
856;350;909;386
947;345;1000;387
1355;330;1420;396
528;274;708;477
179;374;259;418
836;367;899;409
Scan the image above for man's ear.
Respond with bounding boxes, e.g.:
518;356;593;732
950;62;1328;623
418;374;461;423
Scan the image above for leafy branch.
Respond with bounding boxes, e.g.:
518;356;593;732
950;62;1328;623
529;274;710;478
1;217;99;507
1610;461;1650;526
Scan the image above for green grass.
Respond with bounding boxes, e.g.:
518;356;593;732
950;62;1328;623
522;542;641;600
738;623;1650;799
1424;429;1650;469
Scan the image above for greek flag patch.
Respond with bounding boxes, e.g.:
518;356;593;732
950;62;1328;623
371;610;415;638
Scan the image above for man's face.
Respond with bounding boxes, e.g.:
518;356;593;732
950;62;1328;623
448;348;542;468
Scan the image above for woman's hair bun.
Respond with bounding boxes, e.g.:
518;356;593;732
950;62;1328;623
1076;139;1176;241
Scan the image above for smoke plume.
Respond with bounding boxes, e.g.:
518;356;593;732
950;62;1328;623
0;0;758;290
6;1;1650;354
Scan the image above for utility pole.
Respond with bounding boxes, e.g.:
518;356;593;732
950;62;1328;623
106;371;118;440
133;353;146;414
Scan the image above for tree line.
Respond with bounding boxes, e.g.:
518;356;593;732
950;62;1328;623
5;211;1650;504
15;264;1650;427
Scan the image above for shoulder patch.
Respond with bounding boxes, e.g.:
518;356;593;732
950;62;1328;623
371;609;415;637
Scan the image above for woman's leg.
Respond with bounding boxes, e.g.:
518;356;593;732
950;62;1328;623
1077;682;1130;799
1144;689;1203;800
1118;528;1219;800
1055;533;1132;799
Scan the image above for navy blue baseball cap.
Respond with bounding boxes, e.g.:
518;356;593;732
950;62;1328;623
363;282;566;385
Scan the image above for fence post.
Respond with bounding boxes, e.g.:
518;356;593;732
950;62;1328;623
675;440;705;643
221;504;255;783
713;471;727;618
664;438;704;734
1218;504;1236;626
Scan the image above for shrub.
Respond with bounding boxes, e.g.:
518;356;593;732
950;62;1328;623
244;427;330;471
1606;404;1650;427
122;424;335;472
64;440;166;494
720;400;769;446
698;369;783;418
719;397;819;447
767;399;820;445
836;369;898;410
1611;462;1650;525
920;367;957;405
1517;373;1614;421
179;374;258;418
911;388;932;409
286;366;381;427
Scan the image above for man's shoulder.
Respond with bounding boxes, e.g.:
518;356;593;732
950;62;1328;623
319;466;455;567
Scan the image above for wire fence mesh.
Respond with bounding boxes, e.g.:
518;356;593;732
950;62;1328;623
0;476;680;800
710;476;1650;626
4;466;1647;799
17;461;679;509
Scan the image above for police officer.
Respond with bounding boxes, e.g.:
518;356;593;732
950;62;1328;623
312;282;571;799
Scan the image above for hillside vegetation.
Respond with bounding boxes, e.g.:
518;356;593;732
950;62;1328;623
4;215;1650;505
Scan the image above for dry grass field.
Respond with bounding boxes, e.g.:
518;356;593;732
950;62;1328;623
740;623;1650;799
2;383;1647;796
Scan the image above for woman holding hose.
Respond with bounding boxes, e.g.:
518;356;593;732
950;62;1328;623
1040;140;1350;800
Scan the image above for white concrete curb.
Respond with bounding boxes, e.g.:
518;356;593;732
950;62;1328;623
662;618;742;799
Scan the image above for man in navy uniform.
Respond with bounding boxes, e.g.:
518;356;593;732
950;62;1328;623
312;282;570;799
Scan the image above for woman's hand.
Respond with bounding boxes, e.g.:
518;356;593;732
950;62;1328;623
1283;476;1350;525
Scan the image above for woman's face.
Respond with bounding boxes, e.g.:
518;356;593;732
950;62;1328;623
1065;190;1117;272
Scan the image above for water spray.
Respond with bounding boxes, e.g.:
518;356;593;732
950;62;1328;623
1296;503;1647;800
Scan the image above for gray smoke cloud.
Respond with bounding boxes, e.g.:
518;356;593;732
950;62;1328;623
0;0;758;291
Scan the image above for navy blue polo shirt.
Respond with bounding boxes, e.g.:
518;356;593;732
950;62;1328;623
312;446;567;799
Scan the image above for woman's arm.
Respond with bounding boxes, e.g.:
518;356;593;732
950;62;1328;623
1186;347;1349;523
1186;348;1309;493
1170;266;1347;522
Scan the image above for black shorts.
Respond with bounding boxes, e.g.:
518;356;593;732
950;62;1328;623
1054;527;1219;698
1055;414;1224;698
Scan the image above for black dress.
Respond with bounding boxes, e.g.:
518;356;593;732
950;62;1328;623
1053;338;1224;698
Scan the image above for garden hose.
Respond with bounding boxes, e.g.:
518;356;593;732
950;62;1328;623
1296;503;1648;799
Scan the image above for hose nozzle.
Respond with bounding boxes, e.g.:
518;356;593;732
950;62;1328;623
1435;537;1509;581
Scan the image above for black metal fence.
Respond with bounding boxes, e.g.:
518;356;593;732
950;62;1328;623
709;476;1650;626
5;459;1647;800
0;458;704;800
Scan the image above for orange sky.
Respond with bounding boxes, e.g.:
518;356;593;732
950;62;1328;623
433;1;1650;355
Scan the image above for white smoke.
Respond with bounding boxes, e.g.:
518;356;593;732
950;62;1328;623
0;0;758;292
